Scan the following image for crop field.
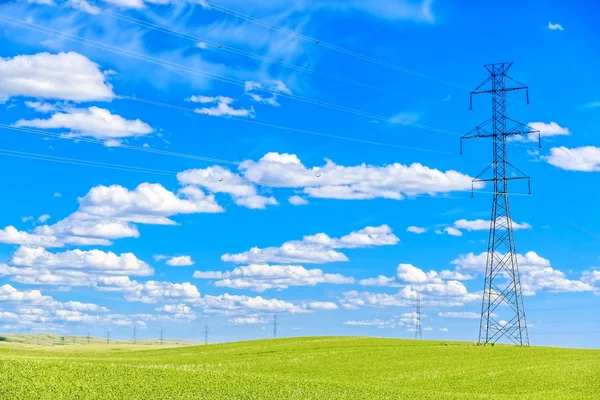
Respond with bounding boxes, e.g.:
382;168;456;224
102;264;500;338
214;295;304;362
0;336;598;399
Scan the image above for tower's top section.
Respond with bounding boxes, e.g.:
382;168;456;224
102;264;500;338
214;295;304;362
483;62;514;75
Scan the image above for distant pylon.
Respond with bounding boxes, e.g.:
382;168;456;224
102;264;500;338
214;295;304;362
160;327;163;346
414;293;423;340
107;331;110;345
204;325;209;345
273;315;278;338
461;62;538;346
133;325;137;345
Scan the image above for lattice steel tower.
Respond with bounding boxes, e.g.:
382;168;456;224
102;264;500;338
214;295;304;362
461;62;539;346
414;293;423;341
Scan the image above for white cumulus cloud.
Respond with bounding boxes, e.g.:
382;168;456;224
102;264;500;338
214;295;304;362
517;121;570;142
188;94;255;118
308;301;338;310
228;316;267;325
10;246;153;276
194;264;354;292
288;195;309;206
77;183;223;223
177;165;277;210
195;293;309;315
443;227;462;237
406;226;426;234
453;218;532;232
452;251;595;295
438;311;481;319
15;106;153;142
222;224;398;264
0;52;114;101
239;152;480;201
166;256;195;267
543;146;600;172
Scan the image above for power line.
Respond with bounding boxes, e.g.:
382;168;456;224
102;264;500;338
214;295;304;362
117;96;453;154
0;146;534;200
88;4;466;111
0;147;178;176
0;17;533;152
0;124;241;165
203;1;470;90
1;119;456;169
462;62;536;347
0;15;461;136
555;212;600;242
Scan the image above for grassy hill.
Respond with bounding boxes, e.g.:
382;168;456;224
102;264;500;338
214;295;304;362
0;336;598;399
0;333;197;350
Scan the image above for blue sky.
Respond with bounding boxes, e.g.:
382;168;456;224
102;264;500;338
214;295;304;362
0;0;599;348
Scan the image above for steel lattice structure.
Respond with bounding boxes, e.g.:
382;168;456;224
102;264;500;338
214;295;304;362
414;293;423;341
461;62;540;346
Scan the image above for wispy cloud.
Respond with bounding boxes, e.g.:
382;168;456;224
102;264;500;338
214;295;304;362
548;21;564;31
389;112;422;125
583;101;600;108
188;95;255;118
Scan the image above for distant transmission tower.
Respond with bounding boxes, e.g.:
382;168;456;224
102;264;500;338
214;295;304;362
273;315;278;339
204;325;209;345
461;62;539;346
107;331;110;345
414;293;423;340
160;327;163;346
87;332;90;345
133;326;137;345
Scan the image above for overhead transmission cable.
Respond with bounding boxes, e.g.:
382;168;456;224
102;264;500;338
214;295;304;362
0;15;460;136
0;124;241;165
1;116;451;158
202;1;470;90
0;15;532;151
85;5;465;111
115;96;452;154
0;148;178;176
0;146;530;198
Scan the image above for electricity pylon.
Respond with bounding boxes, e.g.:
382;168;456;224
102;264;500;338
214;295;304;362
461;62;539;346
415;293;423;340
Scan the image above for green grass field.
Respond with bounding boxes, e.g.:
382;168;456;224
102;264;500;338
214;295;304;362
0;336;598;399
